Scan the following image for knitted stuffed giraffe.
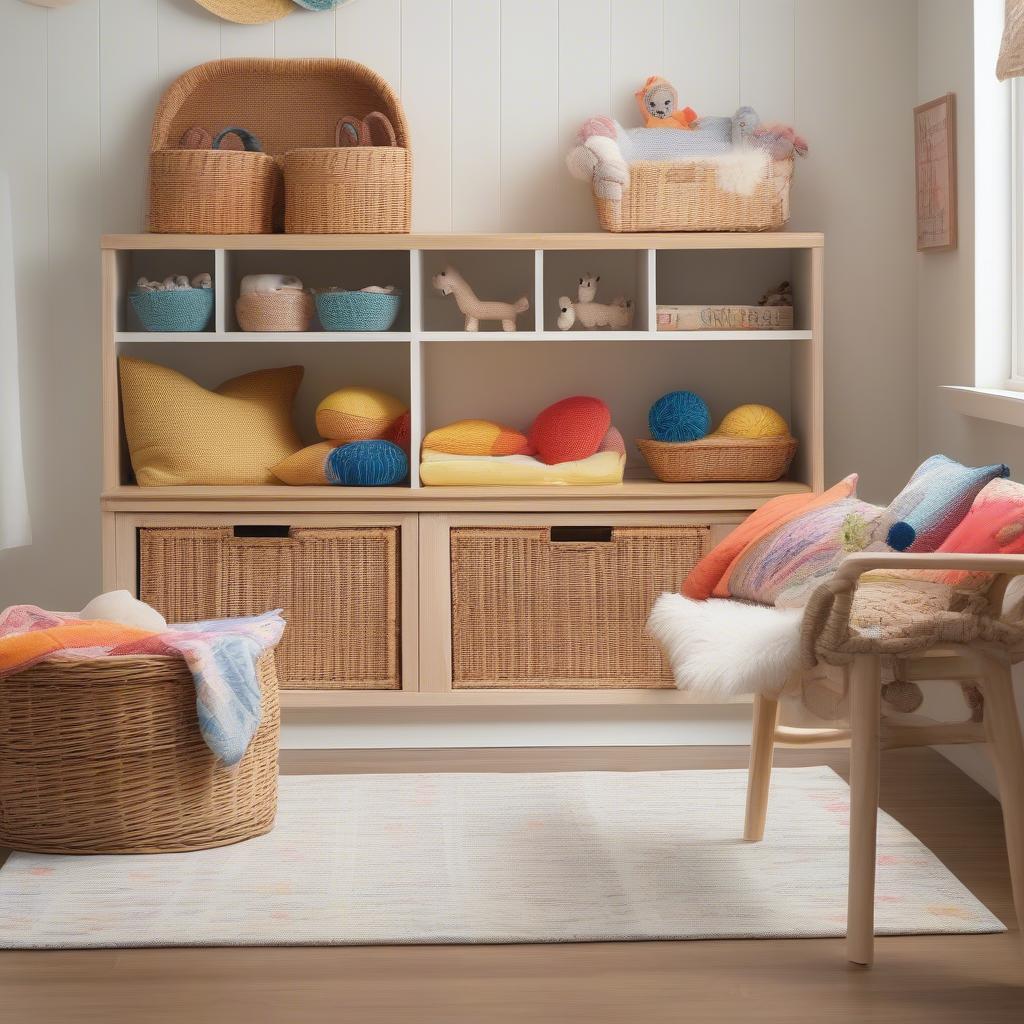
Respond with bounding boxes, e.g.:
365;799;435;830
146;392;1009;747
431;266;530;332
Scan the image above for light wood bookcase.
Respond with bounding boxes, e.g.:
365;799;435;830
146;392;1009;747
101;232;824;710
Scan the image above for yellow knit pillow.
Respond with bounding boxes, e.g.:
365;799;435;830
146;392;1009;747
271;441;335;485
423;419;532;456
316;386;407;442
119;357;303;486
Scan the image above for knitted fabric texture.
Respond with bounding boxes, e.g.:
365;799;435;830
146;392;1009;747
648;391;710;443
326;440;408;487
528;396;611;466
119;358;302;486
315;387;407;443
423;420;532;457
885;454;1009;552
271;441;335;485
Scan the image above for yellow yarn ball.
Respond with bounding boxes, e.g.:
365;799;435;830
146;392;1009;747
715;404;789;439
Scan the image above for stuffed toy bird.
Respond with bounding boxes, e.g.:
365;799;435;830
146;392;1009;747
731;105;808;160
634;76;698;130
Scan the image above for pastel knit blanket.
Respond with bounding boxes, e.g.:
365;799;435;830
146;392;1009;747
0;605;285;766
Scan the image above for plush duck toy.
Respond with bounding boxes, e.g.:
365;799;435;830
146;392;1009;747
634;76;698;130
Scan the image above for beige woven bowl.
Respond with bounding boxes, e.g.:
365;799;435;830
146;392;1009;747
236;289;314;332
636;435;798;483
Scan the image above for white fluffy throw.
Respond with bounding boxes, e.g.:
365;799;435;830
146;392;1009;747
646;593;803;699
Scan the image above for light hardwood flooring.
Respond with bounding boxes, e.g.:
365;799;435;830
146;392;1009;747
1;746;1022;1024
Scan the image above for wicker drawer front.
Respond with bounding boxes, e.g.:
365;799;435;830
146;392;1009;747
450;526;710;689
139;527;400;690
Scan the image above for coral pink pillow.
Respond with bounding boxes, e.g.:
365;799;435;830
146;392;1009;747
529;396;611;465
682;475;859;600
929;477;1024;587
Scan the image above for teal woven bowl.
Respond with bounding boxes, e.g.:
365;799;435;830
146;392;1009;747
129;289;214;332
315;291;402;332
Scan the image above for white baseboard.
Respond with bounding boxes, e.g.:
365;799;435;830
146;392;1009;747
281;705;754;749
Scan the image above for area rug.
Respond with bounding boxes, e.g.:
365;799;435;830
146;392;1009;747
0;767;1003;948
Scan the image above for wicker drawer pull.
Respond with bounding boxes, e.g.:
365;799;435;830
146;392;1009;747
549;526;613;543
233;524;291;538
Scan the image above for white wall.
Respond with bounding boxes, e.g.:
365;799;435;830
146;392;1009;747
0;0;920;746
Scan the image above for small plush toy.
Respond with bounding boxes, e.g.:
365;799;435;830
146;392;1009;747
557;273;634;330
431;265;530;332
758;281;793;307
634;76;698;130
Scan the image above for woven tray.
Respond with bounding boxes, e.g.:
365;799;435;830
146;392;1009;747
636;435;798;483
0;652;279;854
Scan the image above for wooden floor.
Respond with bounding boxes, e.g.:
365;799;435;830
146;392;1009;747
2;745;1022;1024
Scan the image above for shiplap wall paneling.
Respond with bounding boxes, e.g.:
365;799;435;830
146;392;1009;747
500;0;560;231
609;0;663;127
451;0;501;232
159;0;220;80
274;5;337;57
336;0;401;90
664;0;740;116
739;0;796;123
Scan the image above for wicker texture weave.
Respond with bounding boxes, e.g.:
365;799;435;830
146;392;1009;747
236;290;314;332
139;527;400;690
450;526;710;688
149;58;411;235
0;653;279;855
596;158;793;233
637;436;798;483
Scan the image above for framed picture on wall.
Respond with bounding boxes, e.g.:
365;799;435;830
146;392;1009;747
914;93;957;251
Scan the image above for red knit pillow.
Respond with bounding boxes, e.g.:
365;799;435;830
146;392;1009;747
529;396;611;465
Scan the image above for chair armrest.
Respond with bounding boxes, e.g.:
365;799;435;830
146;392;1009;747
832;551;1024;584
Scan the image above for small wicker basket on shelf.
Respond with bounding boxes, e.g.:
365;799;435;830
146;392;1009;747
0;651;280;855
236;290;314;332
636;435;798;483
596;157;794;233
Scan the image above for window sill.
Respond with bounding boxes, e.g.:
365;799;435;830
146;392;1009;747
942;385;1024;428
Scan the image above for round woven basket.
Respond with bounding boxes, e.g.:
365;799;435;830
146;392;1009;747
129;288;214;332
284;146;411;233
0;652;280;855
636;435;798;483
316;289;402;331
236;289;314;332
149;149;282;234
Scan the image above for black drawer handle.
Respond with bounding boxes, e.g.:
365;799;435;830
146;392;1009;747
549;526;613;543
233;525;292;538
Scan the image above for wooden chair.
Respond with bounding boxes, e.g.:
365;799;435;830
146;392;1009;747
742;552;1024;966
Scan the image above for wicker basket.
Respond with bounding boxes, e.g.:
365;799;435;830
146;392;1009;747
636;436;798;482
130;288;214;332
236;290;314;332
149;58;411;235
315;290;402;331
138;526;401;690
0;652;279;855
595;157;794;232
450;525;710;688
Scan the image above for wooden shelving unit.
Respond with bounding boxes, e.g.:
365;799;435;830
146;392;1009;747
101;232;824;710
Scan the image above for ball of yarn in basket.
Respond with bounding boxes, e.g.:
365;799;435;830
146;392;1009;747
648;391;710;443
326;440;408;487
715;404;789;439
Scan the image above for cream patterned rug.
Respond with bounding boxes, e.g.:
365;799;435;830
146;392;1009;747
0;767;1002;948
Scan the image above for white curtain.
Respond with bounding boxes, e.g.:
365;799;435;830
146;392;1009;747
0;172;31;551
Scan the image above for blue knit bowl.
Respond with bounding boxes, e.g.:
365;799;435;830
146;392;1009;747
129;289;214;333
316;290;402;332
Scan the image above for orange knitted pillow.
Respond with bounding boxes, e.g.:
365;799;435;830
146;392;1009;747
528;396;611;465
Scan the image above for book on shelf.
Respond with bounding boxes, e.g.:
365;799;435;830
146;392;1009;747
656;304;794;331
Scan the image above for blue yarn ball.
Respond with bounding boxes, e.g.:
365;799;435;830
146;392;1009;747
648;391;710;443
326;440;408;487
886;521;916;552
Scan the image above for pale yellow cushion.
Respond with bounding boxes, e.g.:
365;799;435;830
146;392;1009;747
419;449;625;486
270;441;336;485
119;357;303;486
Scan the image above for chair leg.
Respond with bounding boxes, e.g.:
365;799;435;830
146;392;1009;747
847;654;882;966
744;694;779;841
979;656;1024;932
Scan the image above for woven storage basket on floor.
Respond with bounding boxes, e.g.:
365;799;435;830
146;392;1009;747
636;436;798;482
450;526;710;688
595;157;794;232
236;290;314;332
149;58;411;234
0;652;279;855
138;526;400;690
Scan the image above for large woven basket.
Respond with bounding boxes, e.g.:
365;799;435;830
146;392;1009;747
0;652;280;855
596;157;794;232
236;290;314;332
450;525;710;688
637;435;798;482
149;58;411;235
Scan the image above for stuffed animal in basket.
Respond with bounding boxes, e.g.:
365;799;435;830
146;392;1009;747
634;76;698;130
431;266;530;332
